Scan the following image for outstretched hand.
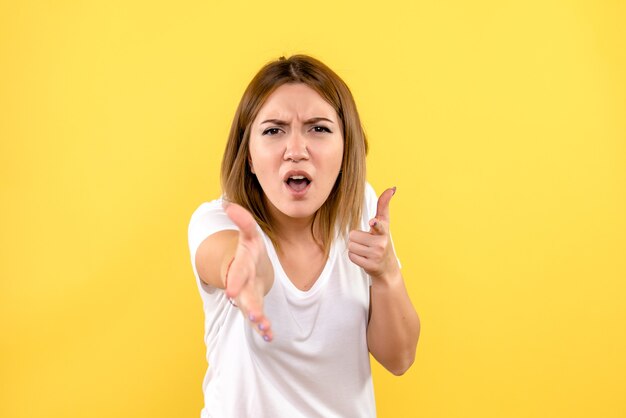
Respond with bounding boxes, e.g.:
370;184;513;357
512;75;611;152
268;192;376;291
347;187;400;281
223;201;273;342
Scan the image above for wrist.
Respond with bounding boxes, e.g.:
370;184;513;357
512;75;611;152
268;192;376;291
370;265;402;288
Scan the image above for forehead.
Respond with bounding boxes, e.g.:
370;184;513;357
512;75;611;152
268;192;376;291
254;83;337;121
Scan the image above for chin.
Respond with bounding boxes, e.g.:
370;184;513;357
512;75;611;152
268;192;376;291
279;204;319;219
263;184;334;221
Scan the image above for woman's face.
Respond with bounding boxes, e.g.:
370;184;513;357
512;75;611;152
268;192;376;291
248;83;344;223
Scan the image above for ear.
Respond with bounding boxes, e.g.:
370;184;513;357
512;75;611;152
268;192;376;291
248;155;255;174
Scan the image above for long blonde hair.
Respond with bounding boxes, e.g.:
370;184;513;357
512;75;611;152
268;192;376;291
220;54;368;257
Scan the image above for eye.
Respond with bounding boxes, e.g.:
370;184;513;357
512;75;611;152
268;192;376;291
312;126;332;133
262;128;282;136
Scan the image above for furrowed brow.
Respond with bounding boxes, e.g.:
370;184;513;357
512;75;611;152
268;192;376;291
260;117;335;125
260;119;289;126
304;117;334;125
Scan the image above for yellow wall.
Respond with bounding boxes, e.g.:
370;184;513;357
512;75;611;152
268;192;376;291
1;1;624;417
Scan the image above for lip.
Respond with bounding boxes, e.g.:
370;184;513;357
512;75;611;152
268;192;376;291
283;169;313;198
282;169;313;182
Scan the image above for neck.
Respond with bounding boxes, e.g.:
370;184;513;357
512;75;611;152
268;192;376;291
266;201;321;249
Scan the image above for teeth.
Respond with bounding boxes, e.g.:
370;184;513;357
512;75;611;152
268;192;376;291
290;175;306;180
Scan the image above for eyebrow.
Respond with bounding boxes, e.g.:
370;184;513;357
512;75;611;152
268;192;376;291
260;117;335;125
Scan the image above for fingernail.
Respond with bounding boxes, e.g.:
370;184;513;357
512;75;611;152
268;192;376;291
258;323;265;331
392;186;397;195
248;313;256;321
371;220;378;227
263;335;270;342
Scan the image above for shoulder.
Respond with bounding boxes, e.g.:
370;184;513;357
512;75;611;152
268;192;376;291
189;197;225;221
348;181;379;233
363;181;378;221
188;198;233;233
187;196;238;258
364;181;377;203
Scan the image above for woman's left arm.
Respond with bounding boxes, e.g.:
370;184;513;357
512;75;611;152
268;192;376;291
348;187;420;376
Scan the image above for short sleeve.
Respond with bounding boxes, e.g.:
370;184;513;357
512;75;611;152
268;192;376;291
187;197;239;280
364;182;402;269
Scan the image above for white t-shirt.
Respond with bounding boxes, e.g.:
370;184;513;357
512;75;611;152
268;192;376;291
188;182;395;418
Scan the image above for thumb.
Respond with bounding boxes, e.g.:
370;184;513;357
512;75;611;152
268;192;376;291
374;186;396;224
223;201;258;241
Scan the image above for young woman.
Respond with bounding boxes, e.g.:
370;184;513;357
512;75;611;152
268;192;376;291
188;54;420;417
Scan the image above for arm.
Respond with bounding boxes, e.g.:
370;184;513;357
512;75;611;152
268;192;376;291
194;202;275;341
348;187;420;375
366;269;420;375
195;229;238;288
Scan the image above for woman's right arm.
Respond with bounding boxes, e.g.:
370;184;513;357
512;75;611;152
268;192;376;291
195;229;237;288
194;203;275;342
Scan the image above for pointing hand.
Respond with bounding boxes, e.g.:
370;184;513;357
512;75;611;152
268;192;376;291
347;187;400;281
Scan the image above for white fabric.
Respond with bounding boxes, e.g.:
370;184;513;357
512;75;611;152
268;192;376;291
187;182;396;418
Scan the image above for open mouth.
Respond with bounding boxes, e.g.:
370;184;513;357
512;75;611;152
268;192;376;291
284;172;312;193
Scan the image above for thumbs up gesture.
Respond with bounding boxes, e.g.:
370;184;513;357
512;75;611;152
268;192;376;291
348;187;400;281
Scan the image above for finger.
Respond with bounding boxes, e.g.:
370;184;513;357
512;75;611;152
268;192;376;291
224;202;258;241
348;251;375;272
347;240;377;259
349;229;385;246
368;217;387;236
375;186;396;224
245;309;273;342
244;309;273;342
238;286;273;342
349;229;373;244
256;318;273;342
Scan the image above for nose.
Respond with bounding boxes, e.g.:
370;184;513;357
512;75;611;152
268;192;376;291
283;132;309;162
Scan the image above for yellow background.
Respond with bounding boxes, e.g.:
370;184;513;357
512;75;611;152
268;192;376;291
1;0;625;417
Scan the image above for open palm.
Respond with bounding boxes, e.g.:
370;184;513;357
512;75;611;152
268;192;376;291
223;202;274;342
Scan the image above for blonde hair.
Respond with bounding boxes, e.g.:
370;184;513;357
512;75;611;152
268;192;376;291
220;54;368;256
